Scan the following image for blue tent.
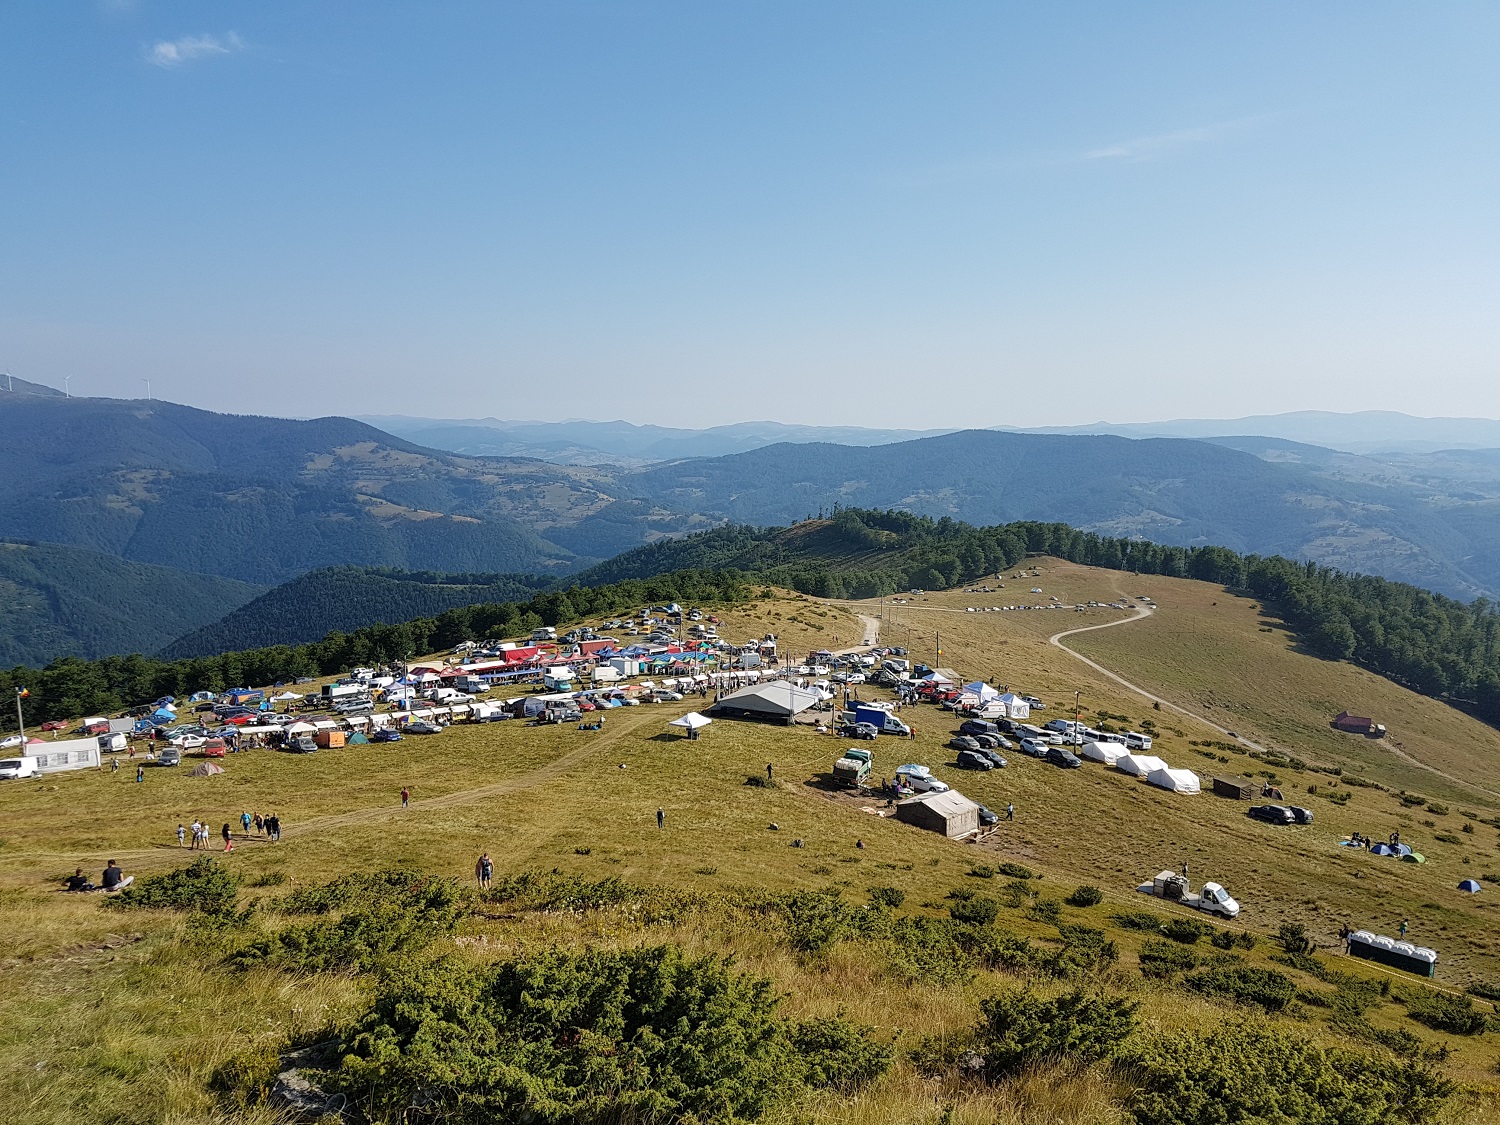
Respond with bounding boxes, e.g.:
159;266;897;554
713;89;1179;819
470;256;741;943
1459;879;1482;893
1393;843;1413;857
1371;842;1395;856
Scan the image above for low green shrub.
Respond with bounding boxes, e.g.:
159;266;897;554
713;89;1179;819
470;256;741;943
333;945;818;1123
1466;981;1500;1002
1111;909;1166;933
1404;990;1489;1035
977;987;1137;1078
789;1015;894;1093
967;863;996;879
1185;966;1297;1011
1026;899;1061;924
1121;1022;1454;1125
1277;921;1312;954
1065;885;1103;908
106;857;240;916
1160;917;1213;945
949;896;1000;925
1137;938;1198;979
995;862;1034;879
868;885;905;909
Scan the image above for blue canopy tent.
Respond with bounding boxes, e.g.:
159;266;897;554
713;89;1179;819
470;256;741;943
1459;879;1482;893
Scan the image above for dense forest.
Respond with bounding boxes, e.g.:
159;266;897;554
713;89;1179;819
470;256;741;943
9;509;1500;728
159;567;556;658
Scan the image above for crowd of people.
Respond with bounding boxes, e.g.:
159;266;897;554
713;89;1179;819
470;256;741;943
176;811;284;851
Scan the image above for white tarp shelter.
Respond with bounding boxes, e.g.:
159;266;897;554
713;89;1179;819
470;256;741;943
962;681;999;702
1117;753;1168;777
668;712;713;736
1147;766;1201;794
1079;740;1128;766
995;693;1031;719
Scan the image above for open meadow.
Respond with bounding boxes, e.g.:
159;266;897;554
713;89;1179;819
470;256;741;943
3;578;1500;1123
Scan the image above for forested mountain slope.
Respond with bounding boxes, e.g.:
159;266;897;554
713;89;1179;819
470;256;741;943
159;567;555;657
0;540;263;665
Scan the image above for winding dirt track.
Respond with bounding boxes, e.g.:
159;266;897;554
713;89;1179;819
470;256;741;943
1048;606;1500;801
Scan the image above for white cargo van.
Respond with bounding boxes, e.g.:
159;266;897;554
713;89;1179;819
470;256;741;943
0;756;40;780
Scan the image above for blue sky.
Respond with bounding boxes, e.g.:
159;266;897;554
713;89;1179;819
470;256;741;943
2;2;1498;426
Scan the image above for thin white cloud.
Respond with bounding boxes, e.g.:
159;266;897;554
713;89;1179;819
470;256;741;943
146;32;244;68
1081;116;1269;163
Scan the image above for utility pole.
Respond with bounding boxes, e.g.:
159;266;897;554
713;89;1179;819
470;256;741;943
64;376;70;398
1074;690;1082;730
14;688;26;742
143;379;151;400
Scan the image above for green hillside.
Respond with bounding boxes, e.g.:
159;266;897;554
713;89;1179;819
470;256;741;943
158;566;556;658
0;540;263;666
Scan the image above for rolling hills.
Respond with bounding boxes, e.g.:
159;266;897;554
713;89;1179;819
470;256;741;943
158;566;555;658
0;540;263;665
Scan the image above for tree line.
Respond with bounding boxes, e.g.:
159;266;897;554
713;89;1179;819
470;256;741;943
9;508;1500;729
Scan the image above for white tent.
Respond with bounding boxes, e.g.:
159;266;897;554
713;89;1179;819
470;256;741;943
286;721;317;734
1148;766;1201;794
995;693;1031;719
962;681;999;702
668;711;713;731
272;691;302;701
1079;740;1127;766
1116;753;1168;777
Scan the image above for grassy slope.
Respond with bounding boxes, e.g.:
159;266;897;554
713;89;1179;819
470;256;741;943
2;584;1500;1122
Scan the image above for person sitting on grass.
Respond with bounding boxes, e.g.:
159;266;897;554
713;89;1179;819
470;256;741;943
100;860;133;892
64;868;93;892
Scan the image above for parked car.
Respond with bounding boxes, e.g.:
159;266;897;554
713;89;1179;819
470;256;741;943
949;735;982;753
976;746;1008;769
973;733;1001;749
40;720;69;732
1288;806;1315;825
372;728;403;743
976;804;1000;827
956;750;995;771
1248;805;1296;825
286;736;318;753
960;719;998;737
1020;738;1050;758
157;746;182;767
0;734;24;750
894;764;950;793
405;721;444;735
1022;696;1045;709
1046;747;1082;768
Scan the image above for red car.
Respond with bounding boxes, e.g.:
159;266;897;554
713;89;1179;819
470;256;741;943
41;720;69;732
222;713;255;725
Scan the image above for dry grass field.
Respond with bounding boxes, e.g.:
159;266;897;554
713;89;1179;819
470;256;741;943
3;577;1500;1123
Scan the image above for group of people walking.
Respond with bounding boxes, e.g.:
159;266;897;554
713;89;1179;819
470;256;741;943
176;811;283;850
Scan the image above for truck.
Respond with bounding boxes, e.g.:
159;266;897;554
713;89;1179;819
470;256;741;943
853;705;910;737
1136;871;1241;918
455;675;490;695
833;747;873;787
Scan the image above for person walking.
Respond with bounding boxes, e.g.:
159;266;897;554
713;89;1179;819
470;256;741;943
253;812;264;836
656;807;665;831
240;811;252;834
268;813;281;842
177;823;187;847
136;764;145;783
766;763;773;781
1005;802;1014;821
401;787;410;809
222;823;234;852
475;852;493;889
111;757;120;774
189;820;202;850
1181;860;1190;879
1399;918;1409;939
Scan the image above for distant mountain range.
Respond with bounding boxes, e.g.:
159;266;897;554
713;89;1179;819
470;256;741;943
11;382;1500;663
359;415;956;466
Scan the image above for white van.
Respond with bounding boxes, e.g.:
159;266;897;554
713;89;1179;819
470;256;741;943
1125;731;1154;751
0;756;40;780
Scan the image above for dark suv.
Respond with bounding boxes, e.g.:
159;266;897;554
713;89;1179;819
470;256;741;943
1248;805;1295;825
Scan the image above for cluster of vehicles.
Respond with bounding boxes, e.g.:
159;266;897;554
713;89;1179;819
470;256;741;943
1247;803;1315;826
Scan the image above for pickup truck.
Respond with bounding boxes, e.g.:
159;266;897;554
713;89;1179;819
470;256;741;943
833;748;873;787
1136;870;1241;918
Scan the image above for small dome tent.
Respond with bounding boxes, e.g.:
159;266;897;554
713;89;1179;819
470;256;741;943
1459;879;1482;893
